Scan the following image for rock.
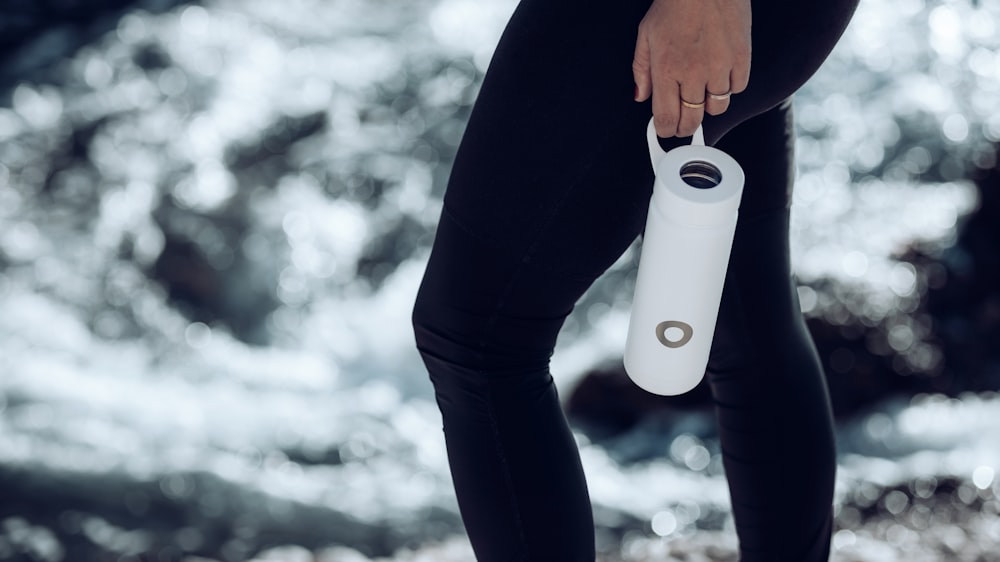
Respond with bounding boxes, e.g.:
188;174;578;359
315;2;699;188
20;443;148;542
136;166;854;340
565;362;712;439
0;0;190;90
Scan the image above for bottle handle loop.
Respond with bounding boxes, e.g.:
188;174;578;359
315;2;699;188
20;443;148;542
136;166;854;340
646;117;705;171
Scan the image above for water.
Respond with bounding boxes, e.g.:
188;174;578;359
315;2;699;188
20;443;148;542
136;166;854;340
1;0;999;560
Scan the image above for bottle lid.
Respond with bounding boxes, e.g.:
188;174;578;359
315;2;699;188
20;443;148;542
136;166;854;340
646;119;745;227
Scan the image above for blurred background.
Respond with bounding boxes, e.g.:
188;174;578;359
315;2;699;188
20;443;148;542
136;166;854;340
1;0;999;560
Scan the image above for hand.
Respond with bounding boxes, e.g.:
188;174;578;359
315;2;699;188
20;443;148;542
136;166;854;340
633;0;751;138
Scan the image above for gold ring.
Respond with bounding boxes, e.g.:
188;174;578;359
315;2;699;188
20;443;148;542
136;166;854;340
680;98;705;109
708;90;732;101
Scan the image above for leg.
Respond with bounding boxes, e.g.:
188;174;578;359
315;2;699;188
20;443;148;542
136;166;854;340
702;1;858;556
412;4;655;558
412;0;857;559
709;101;837;561
413;211;602;561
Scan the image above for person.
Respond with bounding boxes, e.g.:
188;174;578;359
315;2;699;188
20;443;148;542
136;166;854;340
411;0;860;559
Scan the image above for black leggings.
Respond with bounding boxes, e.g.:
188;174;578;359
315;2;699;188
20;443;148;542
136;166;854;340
412;0;859;560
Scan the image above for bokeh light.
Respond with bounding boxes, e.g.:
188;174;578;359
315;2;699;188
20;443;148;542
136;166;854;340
2;0;1000;560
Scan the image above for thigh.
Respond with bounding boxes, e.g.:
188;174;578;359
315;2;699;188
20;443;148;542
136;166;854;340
440;0;654;285
433;0;859;329
443;0;858;259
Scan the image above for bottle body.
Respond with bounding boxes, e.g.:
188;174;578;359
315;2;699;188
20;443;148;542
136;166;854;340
624;202;738;395
624;121;745;396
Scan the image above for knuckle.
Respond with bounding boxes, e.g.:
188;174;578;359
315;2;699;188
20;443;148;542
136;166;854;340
681;59;706;80
677;58;695;75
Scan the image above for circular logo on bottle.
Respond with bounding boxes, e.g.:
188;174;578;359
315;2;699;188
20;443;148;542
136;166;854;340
655;320;693;348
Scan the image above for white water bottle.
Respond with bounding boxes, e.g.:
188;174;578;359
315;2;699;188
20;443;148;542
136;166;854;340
624;119;745;396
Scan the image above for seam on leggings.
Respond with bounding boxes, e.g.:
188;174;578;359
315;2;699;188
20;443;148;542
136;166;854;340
485;381;529;561
472;121;622;560
424;199;531;557
440;203;513;255
435;204;531;558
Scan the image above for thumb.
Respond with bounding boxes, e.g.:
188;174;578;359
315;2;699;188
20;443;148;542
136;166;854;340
632;32;651;102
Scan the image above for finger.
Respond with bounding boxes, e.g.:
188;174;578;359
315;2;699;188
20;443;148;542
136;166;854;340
731;52;751;94
651;78;681;138
632;32;652;102
705;76;732;116
676;82;706;138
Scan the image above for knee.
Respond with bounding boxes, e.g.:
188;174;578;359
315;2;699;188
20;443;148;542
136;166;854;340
411;280;489;384
412;284;461;367
412;285;515;422
411;286;434;355
412;276;559;403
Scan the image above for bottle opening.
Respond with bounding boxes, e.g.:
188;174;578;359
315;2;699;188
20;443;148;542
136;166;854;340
680;160;722;189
